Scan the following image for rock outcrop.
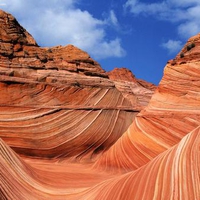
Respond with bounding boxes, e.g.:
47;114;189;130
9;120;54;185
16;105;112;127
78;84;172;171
94;33;200;172
1;9;200;200
0;9;155;162
108;68;156;107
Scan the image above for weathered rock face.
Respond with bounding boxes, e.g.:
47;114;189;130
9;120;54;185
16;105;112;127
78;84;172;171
108;68;156;107
1;9;199;200
0;9;155;162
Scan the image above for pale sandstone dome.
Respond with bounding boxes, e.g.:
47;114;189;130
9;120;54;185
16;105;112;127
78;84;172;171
0;9;200;200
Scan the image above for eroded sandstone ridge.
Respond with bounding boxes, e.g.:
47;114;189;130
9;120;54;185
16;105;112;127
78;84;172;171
0;9;200;200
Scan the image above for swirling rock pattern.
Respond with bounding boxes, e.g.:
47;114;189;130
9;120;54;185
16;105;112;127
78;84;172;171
0;10;155;161
0;9;200;200
94;34;200;172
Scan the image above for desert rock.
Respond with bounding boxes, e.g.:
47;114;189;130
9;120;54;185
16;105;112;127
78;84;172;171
1;9;199;200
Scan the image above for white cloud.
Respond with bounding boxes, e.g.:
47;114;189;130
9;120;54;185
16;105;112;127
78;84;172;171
0;0;125;59
108;10;119;27
161;40;182;54
124;0;200;53
124;0;169;16
91;38;126;58
178;21;200;38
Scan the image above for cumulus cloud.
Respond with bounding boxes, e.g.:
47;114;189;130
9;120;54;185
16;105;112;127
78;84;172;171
124;0;200;53
0;0;125;59
91;38;125;58
161;40;182;54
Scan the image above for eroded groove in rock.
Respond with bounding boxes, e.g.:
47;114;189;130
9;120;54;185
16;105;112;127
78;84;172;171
2;125;199;200
0;83;139;159
0;138;117;199
0;106;138;160
80;126;200;200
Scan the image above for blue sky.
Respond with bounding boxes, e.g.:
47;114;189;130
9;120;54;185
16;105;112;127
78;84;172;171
1;0;200;85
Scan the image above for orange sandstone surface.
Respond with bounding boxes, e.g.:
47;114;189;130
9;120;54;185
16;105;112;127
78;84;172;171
0;9;200;200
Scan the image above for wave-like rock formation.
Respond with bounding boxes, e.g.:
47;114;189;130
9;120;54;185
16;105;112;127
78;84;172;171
0;9;200;200
94;34;200;172
0;10;155;162
79;126;200;200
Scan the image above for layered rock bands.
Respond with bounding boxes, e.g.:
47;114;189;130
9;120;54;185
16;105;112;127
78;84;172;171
0;9;200;200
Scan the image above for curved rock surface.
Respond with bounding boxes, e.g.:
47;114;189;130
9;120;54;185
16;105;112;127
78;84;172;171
94;34;200;172
1;9;200;200
0;10;154;161
80;126;200;200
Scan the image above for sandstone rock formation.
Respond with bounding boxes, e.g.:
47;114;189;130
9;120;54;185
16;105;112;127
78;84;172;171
1;9;200;200
0;10;155;162
94;33;200;172
108;68;156;107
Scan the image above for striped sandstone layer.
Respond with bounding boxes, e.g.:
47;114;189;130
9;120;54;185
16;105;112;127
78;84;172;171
94;34;200;172
0;9;155;161
1;122;200;199
1;9;200;200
